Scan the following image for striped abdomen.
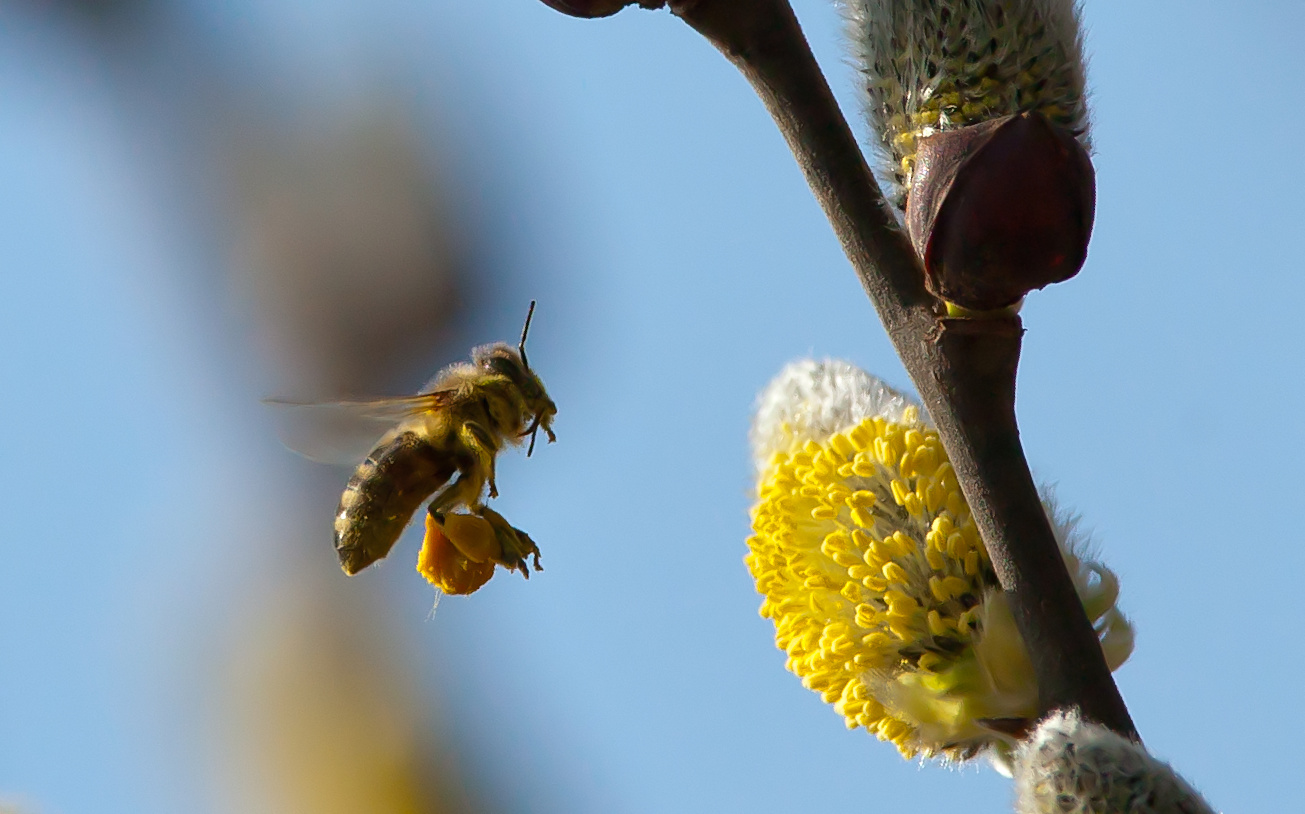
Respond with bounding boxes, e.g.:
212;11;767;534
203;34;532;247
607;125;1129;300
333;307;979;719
334;430;460;575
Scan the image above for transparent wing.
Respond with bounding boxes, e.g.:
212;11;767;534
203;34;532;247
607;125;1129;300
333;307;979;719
265;391;454;465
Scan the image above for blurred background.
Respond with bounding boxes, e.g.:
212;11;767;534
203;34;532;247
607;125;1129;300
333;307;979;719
0;0;1299;811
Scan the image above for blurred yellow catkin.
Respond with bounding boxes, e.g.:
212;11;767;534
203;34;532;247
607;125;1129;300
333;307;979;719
218;580;481;814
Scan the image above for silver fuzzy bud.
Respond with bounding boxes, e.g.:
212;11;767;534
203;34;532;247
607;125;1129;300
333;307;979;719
1013;711;1218;814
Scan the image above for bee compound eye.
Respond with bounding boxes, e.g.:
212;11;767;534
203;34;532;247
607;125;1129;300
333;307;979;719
487;354;526;382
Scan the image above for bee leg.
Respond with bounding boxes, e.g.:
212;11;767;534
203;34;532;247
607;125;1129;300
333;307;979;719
459;421;500;499
477;506;542;578
429;472;484;515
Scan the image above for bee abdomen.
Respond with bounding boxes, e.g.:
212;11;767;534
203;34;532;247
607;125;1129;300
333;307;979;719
335;431;459;575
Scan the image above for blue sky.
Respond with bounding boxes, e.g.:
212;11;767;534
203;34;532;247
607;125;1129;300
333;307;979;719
1;1;1300;811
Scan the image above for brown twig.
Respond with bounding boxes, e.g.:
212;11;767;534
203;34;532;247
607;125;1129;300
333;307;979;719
676;0;1136;738
543;0;1136;738
697;0;1137;739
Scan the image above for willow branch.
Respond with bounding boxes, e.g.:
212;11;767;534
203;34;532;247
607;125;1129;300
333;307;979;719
542;0;1136;738
665;0;1135;737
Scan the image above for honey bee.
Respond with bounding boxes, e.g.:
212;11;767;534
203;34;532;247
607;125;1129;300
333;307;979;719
271;303;556;590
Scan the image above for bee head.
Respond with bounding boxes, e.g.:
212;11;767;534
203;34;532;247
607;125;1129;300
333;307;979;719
473;302;557;455
470;302;540;386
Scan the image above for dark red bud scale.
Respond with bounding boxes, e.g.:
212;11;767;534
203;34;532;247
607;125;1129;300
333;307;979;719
537;0;663;17
905;112;1096;312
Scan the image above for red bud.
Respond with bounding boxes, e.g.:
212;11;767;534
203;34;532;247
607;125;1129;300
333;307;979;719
906;112;1095;312
537;0;662;17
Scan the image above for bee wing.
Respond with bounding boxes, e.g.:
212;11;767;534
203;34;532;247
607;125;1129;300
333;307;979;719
265;391;456;465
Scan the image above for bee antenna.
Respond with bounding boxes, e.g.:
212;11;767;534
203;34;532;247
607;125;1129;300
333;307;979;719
518;300;536;370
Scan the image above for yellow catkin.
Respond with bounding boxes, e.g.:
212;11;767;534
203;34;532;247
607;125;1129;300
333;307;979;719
747;410;1004;761
747;359;1133;765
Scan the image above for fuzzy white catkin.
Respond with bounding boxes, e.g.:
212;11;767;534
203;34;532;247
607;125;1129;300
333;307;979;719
1013;711;1217;814
750;359;918;472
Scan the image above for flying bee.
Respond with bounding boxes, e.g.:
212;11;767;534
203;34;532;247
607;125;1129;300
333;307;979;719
270;302;557;587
